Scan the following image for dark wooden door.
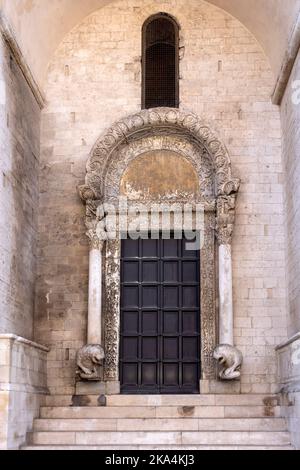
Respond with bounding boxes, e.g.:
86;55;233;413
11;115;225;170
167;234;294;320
120;235;200;394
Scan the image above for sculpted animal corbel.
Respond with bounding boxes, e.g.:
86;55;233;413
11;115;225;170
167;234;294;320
76;344;105;381
213;344;243;380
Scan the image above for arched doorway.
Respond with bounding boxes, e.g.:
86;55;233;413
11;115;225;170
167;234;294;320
78;107;240;394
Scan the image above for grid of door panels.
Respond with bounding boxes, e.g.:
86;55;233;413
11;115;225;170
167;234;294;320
120;236;200;394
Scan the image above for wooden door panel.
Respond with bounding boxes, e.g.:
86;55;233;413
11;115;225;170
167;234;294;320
120;235;200;394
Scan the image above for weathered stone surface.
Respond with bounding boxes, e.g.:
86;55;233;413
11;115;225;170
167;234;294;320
0;336;48;450
214;344;243;380
0;36;41;339
76;344;104;381
21;445;295;450
276;333;300;450
279;50;300;450
120;150;200;202
36;0;287;397
2;0;300;452
29;429;291;447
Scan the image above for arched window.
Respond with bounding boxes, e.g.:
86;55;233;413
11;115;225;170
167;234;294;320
142;14;179;109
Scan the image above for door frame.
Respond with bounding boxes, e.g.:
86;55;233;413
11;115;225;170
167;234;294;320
79;108;240;395
102;210;217;394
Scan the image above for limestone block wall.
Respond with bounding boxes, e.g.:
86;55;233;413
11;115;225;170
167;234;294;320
276;333;300;450
281;50;300;338
37;0;288;395
0;335;48;450
279;48;300;451
0;34;41;339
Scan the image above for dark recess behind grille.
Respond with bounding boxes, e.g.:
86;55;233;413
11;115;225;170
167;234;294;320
142;15;179;109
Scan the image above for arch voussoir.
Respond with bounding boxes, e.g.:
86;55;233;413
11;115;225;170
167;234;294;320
85;108;239;200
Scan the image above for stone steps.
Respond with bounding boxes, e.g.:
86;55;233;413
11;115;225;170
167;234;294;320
23;394;294;450
42;394;278;408
40;405;282;419
28;430;291;446
33;417;287;432
22;445;294;451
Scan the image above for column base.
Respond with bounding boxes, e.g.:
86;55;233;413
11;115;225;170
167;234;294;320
75;380;120;396
200;379;241;394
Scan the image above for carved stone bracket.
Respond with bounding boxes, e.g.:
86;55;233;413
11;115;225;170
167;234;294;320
216;180;240;246
76;344;105;381
78;184;108;251
213;344;243;381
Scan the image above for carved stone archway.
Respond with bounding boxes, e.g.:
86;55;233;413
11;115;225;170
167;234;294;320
77;108;241;394
82;107;239;201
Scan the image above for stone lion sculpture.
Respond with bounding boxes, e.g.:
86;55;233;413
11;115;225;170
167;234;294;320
76;344;105;381
213;344;243;380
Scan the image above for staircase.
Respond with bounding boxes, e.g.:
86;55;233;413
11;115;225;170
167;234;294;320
22;394;294;450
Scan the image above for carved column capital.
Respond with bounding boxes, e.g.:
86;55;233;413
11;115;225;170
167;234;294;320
86;215;108;251
78;184;107;251
86;229;105;251
215;193;238;246
78;183;103;222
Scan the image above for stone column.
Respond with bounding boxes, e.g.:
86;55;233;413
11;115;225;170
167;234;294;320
218;243;234;346
86;231;104;345
76;187;106;385
214;193;243;382
216;194;236;347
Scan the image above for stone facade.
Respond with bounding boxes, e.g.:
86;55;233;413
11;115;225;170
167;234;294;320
0;35;41;339
281;49;300;338
0;335;48;450
276;334;300;450
279;47;300;451
36;0;287;397
1;0;300;452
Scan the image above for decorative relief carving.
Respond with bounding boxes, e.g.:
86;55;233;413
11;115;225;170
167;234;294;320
104;239;120;381
85;108;238;199
201;213;217;380
86;228;103;251
76;344;105;381
76;108;240;387
213;344;243;381
216;195;236;246
215;178;240;246
79;186;108;251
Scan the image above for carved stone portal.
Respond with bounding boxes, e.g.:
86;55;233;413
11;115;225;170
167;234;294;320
77;108;241;389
